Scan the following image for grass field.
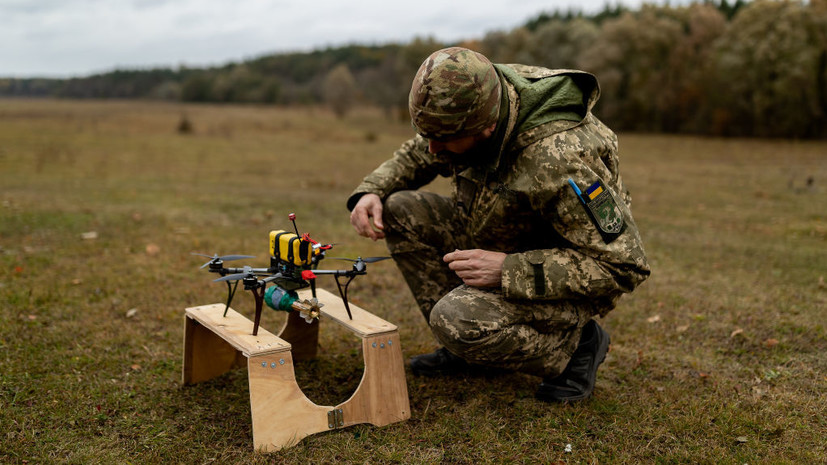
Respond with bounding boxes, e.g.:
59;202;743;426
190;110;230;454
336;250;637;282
1;99;825;464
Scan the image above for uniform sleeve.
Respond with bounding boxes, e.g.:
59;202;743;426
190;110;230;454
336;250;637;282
346;135;451;211
500;124;650;309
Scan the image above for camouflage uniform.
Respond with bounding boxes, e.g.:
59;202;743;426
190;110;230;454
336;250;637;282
347;51;650;379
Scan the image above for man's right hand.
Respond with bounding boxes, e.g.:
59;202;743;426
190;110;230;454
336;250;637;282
350;193;385;241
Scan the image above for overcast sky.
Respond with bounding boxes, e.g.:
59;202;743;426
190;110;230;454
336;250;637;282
3;0;673;78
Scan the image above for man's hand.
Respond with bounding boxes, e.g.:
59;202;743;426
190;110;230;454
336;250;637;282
350;193;385;241
444;249;507;288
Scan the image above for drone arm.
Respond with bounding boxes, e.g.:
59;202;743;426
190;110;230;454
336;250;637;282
223;266;271;275
307;269;365;276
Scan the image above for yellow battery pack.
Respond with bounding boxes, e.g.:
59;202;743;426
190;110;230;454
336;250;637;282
269;230;315;266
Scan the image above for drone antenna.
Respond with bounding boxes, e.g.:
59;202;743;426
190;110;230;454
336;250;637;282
288;212;300;236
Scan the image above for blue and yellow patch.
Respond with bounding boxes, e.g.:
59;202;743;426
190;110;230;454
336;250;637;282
569;178;626;243
585;182;604;200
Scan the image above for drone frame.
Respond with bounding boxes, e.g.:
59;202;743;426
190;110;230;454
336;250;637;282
194;214;388;335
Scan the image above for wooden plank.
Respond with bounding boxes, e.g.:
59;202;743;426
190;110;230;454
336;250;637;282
338;332;411;427
182;315;246;385
277;310;319;361
183;293;410;451
297;288;397;337
247;352;332;451
185;304;291;357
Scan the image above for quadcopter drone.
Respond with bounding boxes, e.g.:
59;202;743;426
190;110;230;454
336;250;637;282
193;213;389;336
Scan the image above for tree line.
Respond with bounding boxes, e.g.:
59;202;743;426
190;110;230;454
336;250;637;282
2;0;825;138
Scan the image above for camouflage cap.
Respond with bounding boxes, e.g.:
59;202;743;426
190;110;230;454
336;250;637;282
408;47;502;141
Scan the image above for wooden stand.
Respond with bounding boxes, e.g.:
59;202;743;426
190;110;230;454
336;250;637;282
182;288;410;451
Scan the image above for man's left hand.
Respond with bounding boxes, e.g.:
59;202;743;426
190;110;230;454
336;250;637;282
443;249;507;288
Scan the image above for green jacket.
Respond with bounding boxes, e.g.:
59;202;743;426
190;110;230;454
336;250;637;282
348;65;650;315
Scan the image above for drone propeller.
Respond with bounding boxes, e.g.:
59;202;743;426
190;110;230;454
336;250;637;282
329;256;391;273
328;256;391;263
192;253;255;268
214;273;247;282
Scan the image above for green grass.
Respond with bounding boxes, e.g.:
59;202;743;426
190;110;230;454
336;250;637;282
1;100;825;464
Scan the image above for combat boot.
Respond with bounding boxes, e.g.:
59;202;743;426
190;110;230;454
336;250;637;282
410;347;468;376
535;319;610;402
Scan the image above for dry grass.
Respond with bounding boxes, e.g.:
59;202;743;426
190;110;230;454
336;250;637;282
1;99;825;464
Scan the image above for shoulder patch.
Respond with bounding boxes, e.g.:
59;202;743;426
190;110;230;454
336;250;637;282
569;178;626;243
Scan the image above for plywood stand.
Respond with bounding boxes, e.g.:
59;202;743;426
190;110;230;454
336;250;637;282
182;288;410;451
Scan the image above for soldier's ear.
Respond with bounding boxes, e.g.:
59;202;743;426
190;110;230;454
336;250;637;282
482;123;497;138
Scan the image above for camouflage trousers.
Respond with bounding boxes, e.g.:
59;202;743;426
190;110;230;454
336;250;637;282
383;190;593;379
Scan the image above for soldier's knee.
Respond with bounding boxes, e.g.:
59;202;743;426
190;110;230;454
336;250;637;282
429;298;486;348
383;191;416;226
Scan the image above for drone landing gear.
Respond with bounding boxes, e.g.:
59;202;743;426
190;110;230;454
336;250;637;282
222;280;240;317
333;274;356;320
181;288;410;452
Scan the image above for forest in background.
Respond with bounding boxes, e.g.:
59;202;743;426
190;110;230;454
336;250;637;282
2;0;826;138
